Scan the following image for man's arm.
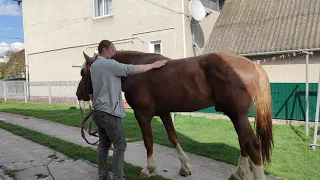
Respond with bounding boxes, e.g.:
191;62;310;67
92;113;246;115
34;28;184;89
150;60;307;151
109;60;167;77
137;60;168;73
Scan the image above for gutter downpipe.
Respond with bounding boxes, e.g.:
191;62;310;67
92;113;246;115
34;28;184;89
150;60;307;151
182;0;186;58
239;48;320;56
241;49;319;137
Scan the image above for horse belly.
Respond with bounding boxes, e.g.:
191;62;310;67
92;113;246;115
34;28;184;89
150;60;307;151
152;68;214;112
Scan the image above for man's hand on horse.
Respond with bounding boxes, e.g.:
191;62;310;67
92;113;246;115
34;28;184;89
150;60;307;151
152;60;168;68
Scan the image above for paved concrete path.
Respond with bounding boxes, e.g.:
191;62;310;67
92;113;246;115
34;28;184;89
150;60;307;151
0;129;98;180
0;112;277;180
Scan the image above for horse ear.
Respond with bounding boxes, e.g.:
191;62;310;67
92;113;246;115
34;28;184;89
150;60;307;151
83;51;91;63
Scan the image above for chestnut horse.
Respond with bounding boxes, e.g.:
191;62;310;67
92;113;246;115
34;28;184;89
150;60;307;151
76;50;273;180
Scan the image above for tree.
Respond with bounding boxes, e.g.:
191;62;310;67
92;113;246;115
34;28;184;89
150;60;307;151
2;50;25;78
0;63;5;79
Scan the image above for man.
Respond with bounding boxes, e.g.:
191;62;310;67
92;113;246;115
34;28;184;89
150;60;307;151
89;40;167;180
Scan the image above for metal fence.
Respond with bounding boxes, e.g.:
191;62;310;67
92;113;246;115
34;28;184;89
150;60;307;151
0;80;79;106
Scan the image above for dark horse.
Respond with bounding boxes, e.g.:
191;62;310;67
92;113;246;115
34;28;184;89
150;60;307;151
76;50;273;180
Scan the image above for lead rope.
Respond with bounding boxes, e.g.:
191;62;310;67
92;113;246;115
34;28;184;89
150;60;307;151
79;102;99;145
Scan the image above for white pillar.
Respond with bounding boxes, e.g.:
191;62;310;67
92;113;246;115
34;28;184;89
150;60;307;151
306;53;309;136
48;81;52;104
3;81;6;102
303;51;313;136
311;69;320;149
24;82;27;103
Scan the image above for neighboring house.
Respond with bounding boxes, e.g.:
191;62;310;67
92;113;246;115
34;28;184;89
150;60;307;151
203;0;320;83
22;0;225;82
0;56;8;63
18;49;25;55
202;0;320;121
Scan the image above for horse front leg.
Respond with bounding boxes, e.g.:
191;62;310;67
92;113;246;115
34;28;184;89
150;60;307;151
134;111;157;179
160;113;192;177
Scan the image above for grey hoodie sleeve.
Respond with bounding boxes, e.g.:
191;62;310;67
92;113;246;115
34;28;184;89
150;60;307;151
108;60;140;77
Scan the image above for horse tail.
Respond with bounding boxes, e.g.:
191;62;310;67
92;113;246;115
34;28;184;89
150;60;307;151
253;63;274;164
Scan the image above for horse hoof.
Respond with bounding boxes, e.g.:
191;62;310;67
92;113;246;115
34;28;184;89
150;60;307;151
139;172;151;180
139;167;156;180
228;174;240;180
179;163;192;177
229;173;248;180
179;167;191;177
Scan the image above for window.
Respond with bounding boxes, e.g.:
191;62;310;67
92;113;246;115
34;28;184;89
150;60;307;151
200;0;224;11
149;40;162;54
94;0;113;18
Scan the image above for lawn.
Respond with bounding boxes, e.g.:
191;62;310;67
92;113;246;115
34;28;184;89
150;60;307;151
1;101;319;180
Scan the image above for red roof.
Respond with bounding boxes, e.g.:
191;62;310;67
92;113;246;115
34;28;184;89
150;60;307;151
18;49;25;55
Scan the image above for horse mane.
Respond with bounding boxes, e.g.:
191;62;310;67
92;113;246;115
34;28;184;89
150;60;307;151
113;50;172;65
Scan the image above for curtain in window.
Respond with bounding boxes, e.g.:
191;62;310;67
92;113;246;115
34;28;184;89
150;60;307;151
200;0;219;11
107;0;113;14
97;0;103;16
209;0;218;10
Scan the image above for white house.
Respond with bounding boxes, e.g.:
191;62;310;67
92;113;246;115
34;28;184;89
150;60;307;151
21;0;224;82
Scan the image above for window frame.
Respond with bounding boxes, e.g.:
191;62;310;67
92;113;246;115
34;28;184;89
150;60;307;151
200;0;223;12
149;40;163;55
92;0;113;19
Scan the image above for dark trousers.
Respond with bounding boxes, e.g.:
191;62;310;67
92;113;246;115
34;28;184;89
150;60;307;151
92;110;127;180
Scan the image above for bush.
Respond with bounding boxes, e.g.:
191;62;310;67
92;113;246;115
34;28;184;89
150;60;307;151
2;50;25;78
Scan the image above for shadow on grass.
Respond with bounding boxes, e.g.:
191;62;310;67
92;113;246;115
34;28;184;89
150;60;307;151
289;124;309;142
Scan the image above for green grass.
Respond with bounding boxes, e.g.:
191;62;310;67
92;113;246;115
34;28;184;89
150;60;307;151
0;121;168;180
35;173;48;179
1;101;320;180
4;169;17;180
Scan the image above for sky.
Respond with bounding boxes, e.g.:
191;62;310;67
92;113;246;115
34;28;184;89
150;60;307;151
0;0;24;56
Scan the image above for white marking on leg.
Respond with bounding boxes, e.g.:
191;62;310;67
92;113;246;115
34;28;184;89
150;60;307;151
232;155;250;179
250;160;266;180
141;150;157;177
176;143;191;174
176;143;189;164
147;153;157;175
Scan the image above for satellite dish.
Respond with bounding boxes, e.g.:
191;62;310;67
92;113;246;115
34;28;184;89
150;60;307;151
189;0;206;22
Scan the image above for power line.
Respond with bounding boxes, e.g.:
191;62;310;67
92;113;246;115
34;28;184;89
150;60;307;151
0;17;88;40
0;37;23;40
0;17;90;28
26;18;89;38
143;0;190;18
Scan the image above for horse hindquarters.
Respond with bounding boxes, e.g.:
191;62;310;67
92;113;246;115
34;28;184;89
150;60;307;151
229;64;273;180
202;55;273;180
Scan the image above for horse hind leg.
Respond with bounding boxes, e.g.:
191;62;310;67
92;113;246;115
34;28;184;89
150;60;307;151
134;111;157;179
160;113;192;177
229;139;250;180
230;116;266;180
